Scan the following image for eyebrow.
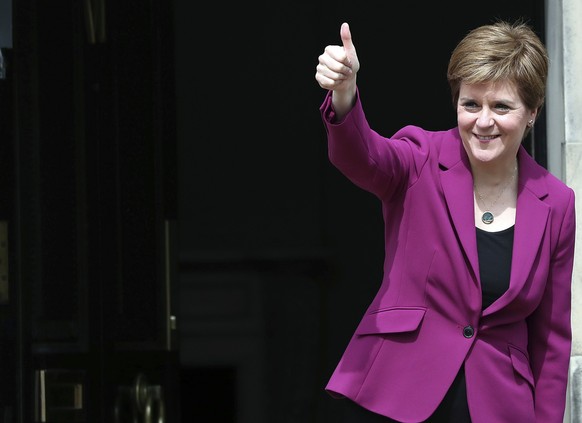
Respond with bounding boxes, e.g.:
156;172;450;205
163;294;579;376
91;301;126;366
459;96;516;106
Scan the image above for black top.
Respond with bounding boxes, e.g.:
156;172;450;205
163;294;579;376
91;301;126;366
476;226;514;310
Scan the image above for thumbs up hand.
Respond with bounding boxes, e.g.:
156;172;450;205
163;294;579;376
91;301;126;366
315;23;359;118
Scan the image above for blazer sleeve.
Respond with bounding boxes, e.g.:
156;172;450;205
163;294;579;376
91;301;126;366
319;89;429;200
527;187;576;422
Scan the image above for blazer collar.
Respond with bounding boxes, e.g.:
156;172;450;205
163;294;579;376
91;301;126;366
493;147;550;314
439;130;550;313
439;131;479;284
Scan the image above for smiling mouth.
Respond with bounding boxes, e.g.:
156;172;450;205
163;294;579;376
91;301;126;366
474;134;499;141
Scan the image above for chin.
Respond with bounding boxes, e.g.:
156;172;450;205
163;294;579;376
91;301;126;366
469;147;500;163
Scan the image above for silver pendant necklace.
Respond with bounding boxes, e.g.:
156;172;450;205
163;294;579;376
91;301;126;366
474;165;517;225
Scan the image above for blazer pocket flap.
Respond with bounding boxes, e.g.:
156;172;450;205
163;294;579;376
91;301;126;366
508;345;535;387
355;307;427;335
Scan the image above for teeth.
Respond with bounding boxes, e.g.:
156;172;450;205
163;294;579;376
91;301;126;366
477;135;497;140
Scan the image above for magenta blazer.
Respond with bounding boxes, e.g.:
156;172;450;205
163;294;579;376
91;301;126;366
321;91;576;423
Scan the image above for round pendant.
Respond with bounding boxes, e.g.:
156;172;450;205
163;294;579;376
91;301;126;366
482;211;494;224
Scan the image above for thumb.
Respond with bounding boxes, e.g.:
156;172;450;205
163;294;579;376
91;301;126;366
340;22;356;56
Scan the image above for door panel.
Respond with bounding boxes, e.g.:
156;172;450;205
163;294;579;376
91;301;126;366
4;0;180;421
0;45;17;421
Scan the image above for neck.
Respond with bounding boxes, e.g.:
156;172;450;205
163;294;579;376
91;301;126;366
471;158;518;188
473;159;519;228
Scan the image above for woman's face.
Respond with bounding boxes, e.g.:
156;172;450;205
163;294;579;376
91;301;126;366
457;80;536;167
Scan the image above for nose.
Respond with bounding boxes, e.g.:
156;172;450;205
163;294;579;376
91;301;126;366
476;109;494;127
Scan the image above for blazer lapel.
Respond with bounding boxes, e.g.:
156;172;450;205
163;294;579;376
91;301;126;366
484;147;550;314
439;130;480;284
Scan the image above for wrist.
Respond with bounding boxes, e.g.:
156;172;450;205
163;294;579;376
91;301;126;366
331;83;357;120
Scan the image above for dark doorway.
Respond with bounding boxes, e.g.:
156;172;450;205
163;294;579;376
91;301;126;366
173;1;546;422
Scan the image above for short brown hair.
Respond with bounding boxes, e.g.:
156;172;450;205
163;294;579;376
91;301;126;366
447;20;548;113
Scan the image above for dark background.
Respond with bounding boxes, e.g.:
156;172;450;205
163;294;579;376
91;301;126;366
174;1;545;421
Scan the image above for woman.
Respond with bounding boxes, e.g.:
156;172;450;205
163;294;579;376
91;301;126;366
315;20;576;422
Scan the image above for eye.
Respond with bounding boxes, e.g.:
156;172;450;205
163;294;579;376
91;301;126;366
494;103;511;112
461;101;480;111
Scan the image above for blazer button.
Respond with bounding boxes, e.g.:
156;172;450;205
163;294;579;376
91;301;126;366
463;325;474;338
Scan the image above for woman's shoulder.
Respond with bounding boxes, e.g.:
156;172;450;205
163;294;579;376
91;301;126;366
520;149;575;206
388;126;463;165
391;125;459;141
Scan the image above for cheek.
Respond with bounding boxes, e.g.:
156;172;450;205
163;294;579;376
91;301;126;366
456;112;473;131
500;120;527;139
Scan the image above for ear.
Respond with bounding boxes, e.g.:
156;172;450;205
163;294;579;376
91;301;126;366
529;108;539;125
